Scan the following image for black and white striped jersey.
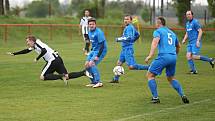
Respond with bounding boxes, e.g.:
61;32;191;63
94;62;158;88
80;16;91;34
32;39;58;62
13;39;58;62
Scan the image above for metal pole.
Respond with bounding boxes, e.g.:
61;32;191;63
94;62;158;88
161;0;164;16
152;0;155;25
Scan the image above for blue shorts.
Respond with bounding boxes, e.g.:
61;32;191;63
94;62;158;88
87;50;107;65
119;47;136;66
187;43;201;55
148;54;177;77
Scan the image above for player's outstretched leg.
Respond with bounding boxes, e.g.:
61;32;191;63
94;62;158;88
132;64;149;70
68;70;92;79
44;74;64;80
199;56;215;68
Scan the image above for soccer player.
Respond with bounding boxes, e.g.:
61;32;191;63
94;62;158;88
145;16;189;104
7;35;91;85
85;17;107;88
110;15;149;83
79;9;91;55
182;10;214;74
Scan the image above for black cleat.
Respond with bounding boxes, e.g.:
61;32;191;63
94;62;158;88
210;58;215;68
151;97;160;104
181;95;189;104
189;70;198;74
109;79;119;83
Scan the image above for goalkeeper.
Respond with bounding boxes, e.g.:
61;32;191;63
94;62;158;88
110;15;149;83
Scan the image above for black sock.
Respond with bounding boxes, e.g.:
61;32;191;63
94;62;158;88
44;74;63;80
68;70;85;79
85;42;90;52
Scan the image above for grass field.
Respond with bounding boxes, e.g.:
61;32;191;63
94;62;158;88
0;33;215;121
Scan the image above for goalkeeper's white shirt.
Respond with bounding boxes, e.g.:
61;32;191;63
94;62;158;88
30;39;58;62
80;16;91;34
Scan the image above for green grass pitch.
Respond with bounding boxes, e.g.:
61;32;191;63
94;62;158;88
0;35;215;121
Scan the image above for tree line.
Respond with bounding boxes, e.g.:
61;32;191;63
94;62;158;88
0;0;214;25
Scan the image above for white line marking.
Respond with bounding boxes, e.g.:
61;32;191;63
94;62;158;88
114;99;212;121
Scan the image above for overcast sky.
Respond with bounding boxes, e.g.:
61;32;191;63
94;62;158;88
9;0;208;8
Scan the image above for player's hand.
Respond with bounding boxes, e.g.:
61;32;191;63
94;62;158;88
7;52;15;56
85;61;89;68
182;39;186;44
34;58;38;63
88;60;95;67
145;56;151;64
196;41;200;48
94;56;99;61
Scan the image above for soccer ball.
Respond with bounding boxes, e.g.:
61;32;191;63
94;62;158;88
113;66;125;75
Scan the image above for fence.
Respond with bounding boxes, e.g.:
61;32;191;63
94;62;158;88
0;24;215;43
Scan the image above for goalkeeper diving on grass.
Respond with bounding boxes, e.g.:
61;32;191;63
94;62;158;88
110;15;149;83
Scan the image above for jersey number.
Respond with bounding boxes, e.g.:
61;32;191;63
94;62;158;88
167;33;173;45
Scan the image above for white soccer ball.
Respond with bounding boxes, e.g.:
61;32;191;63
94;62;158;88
113;66;125;75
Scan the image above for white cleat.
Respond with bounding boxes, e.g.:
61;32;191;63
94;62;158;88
93;82;103;88
85;70;93;78
85;83;95;87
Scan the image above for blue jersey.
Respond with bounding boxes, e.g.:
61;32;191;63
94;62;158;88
121;24;139;48
153;27;179;55
185;18;201;44
88;27;107;52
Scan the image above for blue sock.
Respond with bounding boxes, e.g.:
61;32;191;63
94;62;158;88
200;55;212;62
86;67;95;84
171;80;184;96
90;66;101;83
188;59;196;71
148;79;158;97
133;64;149;70
113;75;120;81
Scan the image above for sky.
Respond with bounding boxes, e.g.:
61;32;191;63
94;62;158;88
9;0;208;8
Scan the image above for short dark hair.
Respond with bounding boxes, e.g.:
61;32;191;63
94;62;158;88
26;35;36;42
84;9;90;13
187;10;193;15
124;15;132;21
88;17;96;24
157;16;166;26
124;15;133;20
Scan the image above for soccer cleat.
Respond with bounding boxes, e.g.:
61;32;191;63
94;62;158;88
93;82;103;88
209;58;215;68
151;97;160;104
189;70;198;74
85;70;93;78
85;83;95;87
109;79;119;83
181;95;189;104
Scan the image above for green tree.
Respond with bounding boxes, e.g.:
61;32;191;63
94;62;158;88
173;0;194;25
5;0;9;14
0;0;4;15
26;1;48;18
208;0;215;17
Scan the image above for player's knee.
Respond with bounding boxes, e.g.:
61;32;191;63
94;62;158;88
128;66;134;70
146;72;155;80
186;54;192;59
192;55;200;60
40;76;45;80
